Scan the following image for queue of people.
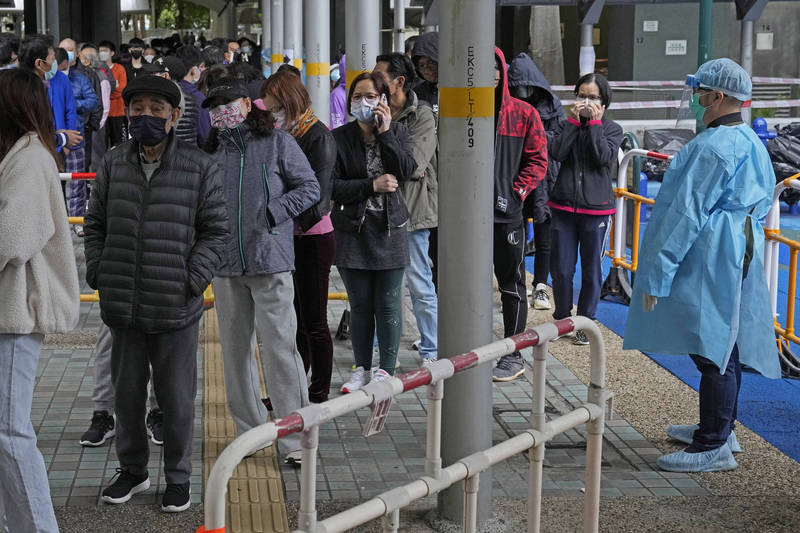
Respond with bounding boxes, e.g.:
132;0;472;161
0;26;774;533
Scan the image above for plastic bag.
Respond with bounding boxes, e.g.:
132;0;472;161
641;129;695;181
766;123;800;205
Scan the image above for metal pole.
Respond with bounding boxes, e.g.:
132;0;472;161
438;0;495;524
38;0;46;33
740;19;754;125
393;0;405;53
285;0;303;71
261;0;271;74
579;23;594;76
304;0;330;124
271;0;284;74
697;0;713;66
297;426;319;532
345;0;380;89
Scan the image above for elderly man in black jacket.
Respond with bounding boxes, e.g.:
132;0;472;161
84;75;229;513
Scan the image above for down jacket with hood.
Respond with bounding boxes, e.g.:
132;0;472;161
508;53;565;224
493;47;549;224
84;133;230;334
411;32;439;113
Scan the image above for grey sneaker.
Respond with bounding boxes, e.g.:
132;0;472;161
531;283;551;310
492;355;525;382
572;330;589;346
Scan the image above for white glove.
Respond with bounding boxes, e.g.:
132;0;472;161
642;293;658;313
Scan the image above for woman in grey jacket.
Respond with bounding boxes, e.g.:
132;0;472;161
0;68;79;533
203;77;320;464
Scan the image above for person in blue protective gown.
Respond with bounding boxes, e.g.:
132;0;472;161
623;58;781;473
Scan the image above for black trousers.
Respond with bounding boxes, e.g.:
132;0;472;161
550;209;611;321
494;220;528;358
105;115;127;148
111;321;199;484
689;345;742;451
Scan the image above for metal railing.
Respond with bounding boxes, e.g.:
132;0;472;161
197;317;609;533
601;149;672;304
60;173;349;306
763;175;800;375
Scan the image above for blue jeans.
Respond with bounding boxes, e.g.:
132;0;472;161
339;267;405;375
0;334;58;533
689;344;742;452
406;229;438;360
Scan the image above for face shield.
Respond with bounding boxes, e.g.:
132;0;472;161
675;74;701;128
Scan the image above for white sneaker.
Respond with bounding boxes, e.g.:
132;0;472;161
422;358;436;367
531;283;551;310
341;367;368;394
371;368;392;383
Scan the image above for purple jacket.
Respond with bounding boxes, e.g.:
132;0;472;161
330;55;347;129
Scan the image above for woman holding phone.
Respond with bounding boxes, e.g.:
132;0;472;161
331;71;416;393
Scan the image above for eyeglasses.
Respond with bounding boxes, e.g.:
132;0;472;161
577;94;602;101
352;94;380;102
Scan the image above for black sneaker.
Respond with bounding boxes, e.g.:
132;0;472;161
161;482;191;513
146;408;164;446
101;468;150;504
572;329;590;346
79;410;115;447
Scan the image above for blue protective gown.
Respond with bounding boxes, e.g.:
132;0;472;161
624;122;781;379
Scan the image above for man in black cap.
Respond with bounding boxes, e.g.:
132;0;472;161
84;74;229;513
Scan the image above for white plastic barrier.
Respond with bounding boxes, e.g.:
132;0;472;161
197;317;610;533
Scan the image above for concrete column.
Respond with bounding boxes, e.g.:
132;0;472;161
579;23;594;76
271;0;284;74
304;0;330;125
262;0;271;73
698;0;713;66
285;0;303;71
437;0;495;525
393;0;405;53
215;3;236;40
344;0;379;88
740;19;754;124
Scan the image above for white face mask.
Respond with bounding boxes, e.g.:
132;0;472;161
98;51;111;62
144;54;155;63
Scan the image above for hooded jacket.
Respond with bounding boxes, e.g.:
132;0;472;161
508;53;565;223
84;133;229;334
210;123;320;277
67;68;99;150
411;32;439;113
493;47;548;224
330;55;347;129
395;90;438;231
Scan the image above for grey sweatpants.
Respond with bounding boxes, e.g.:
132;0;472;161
213;272;309;455
92;324;158;414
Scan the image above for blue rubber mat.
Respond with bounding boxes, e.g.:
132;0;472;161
524;232;800;463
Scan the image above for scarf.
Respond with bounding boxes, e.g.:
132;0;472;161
289;108;319;139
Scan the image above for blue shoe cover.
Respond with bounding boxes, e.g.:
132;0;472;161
657;443;738;472
666;424;742;453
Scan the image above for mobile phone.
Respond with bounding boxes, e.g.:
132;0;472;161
375;94;388;128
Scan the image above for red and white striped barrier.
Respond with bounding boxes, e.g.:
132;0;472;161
551;76;800;92
59;172;96;181
560;99;800;110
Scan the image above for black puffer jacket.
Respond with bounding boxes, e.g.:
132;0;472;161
84;133;229;334
330;121;416;233
295;120;337;231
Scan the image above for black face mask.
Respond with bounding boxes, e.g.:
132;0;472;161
131;50;143;60
129;115;169;146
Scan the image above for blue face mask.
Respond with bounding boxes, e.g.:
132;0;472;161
67;51;75;64
44;59;57;81
350;100;376;123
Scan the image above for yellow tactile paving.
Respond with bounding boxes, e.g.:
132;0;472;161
203;310;289;533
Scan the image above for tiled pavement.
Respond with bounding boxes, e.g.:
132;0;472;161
39;235;706;524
